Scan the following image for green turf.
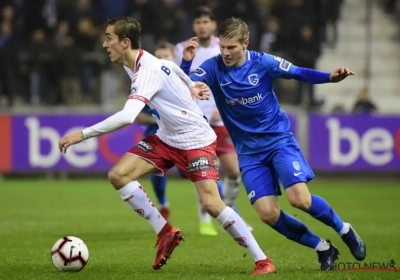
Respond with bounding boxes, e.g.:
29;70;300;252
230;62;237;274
0;178;399;279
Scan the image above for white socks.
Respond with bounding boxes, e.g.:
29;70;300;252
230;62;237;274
222;177;241;207
216;207;266;262
339;222;350;236
315;239;330;251
118;181;167;234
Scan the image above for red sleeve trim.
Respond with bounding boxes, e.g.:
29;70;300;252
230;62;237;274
128;95;149;104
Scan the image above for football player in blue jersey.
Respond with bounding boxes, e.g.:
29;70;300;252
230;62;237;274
179;17;366;271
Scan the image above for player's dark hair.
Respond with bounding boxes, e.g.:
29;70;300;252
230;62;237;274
107;17;141;49
218;17;249;43
194;6;215;21
154;41;175;52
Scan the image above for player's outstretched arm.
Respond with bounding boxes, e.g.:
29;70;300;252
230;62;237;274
267;55;354;84
58;99;146;153
291;67;354;84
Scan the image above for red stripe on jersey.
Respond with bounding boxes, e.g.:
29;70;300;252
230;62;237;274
134;49;144;73
128;94;149;103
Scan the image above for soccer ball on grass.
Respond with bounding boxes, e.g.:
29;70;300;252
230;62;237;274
51;236;89;272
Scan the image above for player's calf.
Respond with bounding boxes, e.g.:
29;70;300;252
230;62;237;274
196;180;273;274
254;196;339;271
196;181;226;218
110;154;184;268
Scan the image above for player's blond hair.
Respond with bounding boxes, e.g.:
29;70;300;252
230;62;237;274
217;17;249;43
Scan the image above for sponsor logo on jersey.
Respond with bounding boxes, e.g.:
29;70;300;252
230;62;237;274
186;156;210;173
211;156;219;170
136;141;154;152
225;93;263;105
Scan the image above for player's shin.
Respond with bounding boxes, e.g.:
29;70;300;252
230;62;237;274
118;181;168;234
270;210;328;250
216;206;266;262
307;195;348;235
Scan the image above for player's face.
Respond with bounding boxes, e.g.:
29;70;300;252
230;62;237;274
102;25;129;63
193;16;216;40
155;48;174;61
219;37;249;67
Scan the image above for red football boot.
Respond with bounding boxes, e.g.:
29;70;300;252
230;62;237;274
252;257;276;275
153;225;184;270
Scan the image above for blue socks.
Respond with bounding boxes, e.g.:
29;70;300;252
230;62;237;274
308;195;344;233
150;174;167;206
272;211;320;249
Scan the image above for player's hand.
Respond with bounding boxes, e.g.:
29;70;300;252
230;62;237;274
59;131;85;153
183;37;198;61
191;81;210;100
330;67;355;83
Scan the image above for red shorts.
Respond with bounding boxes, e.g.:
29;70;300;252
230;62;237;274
128;135;219;183
212;126;236;156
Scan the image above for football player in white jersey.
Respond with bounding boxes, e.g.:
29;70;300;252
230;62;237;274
174;7;250;235
58;17;271;275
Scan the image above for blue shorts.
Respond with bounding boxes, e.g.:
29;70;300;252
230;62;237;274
239;138;314;204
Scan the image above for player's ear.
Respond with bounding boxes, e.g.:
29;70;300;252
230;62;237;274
242;39;249;50
122;37;130;50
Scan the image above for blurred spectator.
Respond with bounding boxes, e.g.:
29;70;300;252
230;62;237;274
26;28;57;105
319;0;343;49
293;25;322;108
383;0;399;14
259;17;280;53
0;21;17;107
131;0;159;53
1;0;338;108
76;18;99;103
352;87;377;114
332;103;346;113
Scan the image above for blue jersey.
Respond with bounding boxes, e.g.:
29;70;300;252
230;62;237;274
189;51;299;155
142;105;159;137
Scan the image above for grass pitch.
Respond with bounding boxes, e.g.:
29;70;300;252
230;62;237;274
0;177;399;280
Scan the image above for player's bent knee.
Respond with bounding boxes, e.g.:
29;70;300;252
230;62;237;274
258;207;281;225
286;183;312;210
108;167;128;189
253;196;281;225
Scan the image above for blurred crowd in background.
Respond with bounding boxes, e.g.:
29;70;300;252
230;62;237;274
0;0;397;112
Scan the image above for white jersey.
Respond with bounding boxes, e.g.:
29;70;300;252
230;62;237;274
123;50;216;150
174;36;224;126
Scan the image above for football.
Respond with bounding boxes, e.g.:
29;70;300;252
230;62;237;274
51;236;89;272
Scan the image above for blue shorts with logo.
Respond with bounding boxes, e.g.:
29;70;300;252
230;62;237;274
239;137;314;204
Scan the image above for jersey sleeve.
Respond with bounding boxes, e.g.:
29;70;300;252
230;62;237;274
128;67;163;103
262;54;298;79
188;58;215;86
